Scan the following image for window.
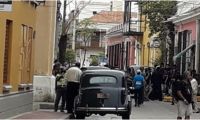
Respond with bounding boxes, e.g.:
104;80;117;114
3;20;12;85
20;25;33;84
186;31;192;70
90;76;117;84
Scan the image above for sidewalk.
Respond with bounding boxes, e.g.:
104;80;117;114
12;110;70;119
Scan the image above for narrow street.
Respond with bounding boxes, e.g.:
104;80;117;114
12;100;200;119
85;101;200;119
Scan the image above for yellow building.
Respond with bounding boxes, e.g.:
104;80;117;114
0;1;37;94
140;16;161;67
0;1;57;118
33;1;57;102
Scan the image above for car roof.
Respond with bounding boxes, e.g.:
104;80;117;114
82;69;125;76
81;66;110;70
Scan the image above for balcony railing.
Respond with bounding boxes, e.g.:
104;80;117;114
106;23;142;36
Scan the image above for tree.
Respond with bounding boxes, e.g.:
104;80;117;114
90;55;99;66
58;0;91;64
65;49;76;66
77;18;96;66
139;1;177;66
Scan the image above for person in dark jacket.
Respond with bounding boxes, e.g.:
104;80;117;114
54;68;67;112
176;71;193;120
149;66;163;101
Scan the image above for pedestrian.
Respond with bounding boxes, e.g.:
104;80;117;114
149;66;163;101
171;70;180;105
52;59;61;76
176;71;193;120
189;70;199;113
64;62;82;113
133;69;145;107
54;67;67;112
144;67;152;101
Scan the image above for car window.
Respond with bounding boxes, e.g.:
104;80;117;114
81;75;118;87
90;76;117;84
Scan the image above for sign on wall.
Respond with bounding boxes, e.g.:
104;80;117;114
0;0;12;12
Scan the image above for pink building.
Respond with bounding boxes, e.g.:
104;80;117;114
169;6;200;74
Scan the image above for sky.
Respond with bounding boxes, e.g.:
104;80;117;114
60;0;138;20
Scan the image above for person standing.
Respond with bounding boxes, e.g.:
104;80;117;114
150;66;163;101
176;72;193;120
52;59;61;76
189;70;199;113
54;68;67;112
64;62;82;113
133;69;145;107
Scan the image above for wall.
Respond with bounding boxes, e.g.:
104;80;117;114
175;20;196;41
34;1;56;76
33;1;57;102
0;1;36;93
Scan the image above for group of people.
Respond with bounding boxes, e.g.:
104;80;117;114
52;61;82;113
128;63;199;119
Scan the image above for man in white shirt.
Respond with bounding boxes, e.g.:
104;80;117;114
64;62;82;113
190;74;199;113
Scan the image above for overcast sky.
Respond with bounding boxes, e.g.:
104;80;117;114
60;0;138;19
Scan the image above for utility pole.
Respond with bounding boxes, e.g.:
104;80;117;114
72;0;76;50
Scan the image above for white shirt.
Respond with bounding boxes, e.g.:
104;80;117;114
64;67;82;83
190;78;198;95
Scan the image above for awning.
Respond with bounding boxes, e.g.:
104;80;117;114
173;43;195;62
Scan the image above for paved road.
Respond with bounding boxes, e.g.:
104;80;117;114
85;101;200;119
11;101;200;119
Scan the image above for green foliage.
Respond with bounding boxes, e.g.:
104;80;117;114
139;1;177;37
65;49;76;64
77;18;96;66
77;18;96;43
152;55;162;67
139;1;177;63
90;55;99;66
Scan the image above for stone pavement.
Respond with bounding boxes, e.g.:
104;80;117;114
12;110;69;119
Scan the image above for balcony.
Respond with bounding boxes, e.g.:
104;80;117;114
106;23;143;37
75;40;104;50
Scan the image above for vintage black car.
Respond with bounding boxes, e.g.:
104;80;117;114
73;70;132;119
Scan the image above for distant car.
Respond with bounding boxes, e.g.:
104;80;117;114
80;66;110;71
73;70;132;119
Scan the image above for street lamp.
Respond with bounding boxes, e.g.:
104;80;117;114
147;42;150;67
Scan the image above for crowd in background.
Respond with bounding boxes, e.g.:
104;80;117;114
127;63;200;119
52;59;200;119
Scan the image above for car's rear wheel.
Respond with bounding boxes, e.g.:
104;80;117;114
76;113;85;119
122;113;130;119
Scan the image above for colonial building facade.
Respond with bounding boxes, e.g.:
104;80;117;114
169;2;200;74
0;1;57;118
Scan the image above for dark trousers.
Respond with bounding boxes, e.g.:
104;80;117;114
54;87;66;111
66;82;79;113
134;88;143;106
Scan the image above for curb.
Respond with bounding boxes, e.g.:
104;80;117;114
163;96;200;102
